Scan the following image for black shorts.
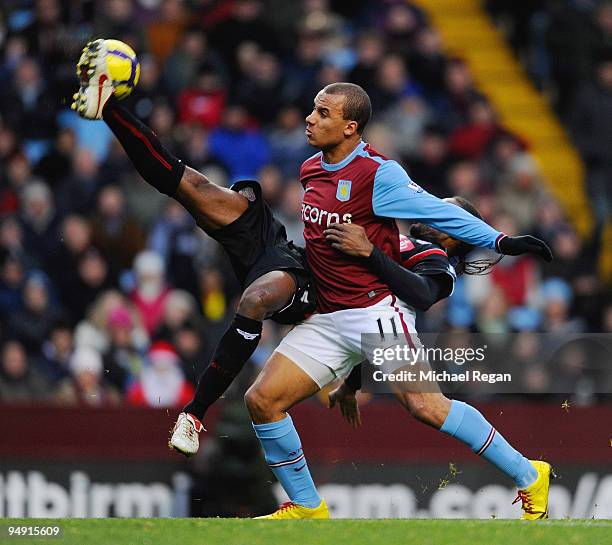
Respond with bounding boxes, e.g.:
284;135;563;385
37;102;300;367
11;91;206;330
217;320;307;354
208;180;316;324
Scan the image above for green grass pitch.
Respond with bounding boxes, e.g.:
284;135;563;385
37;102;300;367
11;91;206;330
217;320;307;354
3;518;612;545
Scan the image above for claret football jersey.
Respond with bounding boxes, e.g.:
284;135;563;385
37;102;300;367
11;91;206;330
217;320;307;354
300;141;502;313
300;143;399;312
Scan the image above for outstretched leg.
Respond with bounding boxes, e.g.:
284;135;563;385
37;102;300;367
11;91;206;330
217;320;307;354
74;41;248;230
102;96;248;231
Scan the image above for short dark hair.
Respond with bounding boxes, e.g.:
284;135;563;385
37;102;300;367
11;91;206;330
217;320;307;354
322;82;372;134
451;196;483;221
409;196;501;275
449;196;502;275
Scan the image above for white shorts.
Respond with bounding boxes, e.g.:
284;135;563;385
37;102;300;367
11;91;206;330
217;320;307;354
275;295;421;388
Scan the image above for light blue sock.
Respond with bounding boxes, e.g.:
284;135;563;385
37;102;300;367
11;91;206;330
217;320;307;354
253;414;321;508
440;400;537;489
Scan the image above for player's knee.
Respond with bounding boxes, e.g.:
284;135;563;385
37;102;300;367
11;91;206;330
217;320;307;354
244;386;272;420
238;287;275;320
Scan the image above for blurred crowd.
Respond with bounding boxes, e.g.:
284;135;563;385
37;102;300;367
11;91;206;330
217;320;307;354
487;0;612;225
0;0;610;406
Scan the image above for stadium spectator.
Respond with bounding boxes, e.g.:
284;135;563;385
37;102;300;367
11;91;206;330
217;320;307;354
129;250;172;336
409;27;447;95
208;0;280;73
268;105;317;178
449;99;505;160
283;26;325;108
3;153;39;219
154;290;203;346
405;125;451;196
379;93;430;157
57;148;106;215
439;58;485;130
371;54;421;114
382;2;424;57
94;0;146;53
8;272;59;356
163;27;226;99
177;68;227;129
126;341;194;407
348;31;386;91
0;126;19;179
446;161;482;202
275;180;305;247
570;54;612;223
209;104;271;181
256;164;284;209
234;51;284;124
19;181;61;268
148;201;204;298
71;248;114;319
145;0;189;66
58;346;121;406
34;127;76;188
497;153;546;231
0;253;24;319
0;217;28;264
198;268;229;326
49;214;93;306
473;285;511;336
19;0;64;61
0;57;57;151
0;340;49;402
541;278;585;335
74;290;131;352
102;305;146;392
172;322;210;386
91;185;147;275
37;318;74;386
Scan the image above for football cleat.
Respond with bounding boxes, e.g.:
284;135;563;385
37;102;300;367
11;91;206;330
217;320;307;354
71;39;114;119
169;412;205;457
513;460;555;520
255;499;330;519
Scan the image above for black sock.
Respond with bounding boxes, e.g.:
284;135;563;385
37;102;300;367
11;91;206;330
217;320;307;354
102;96;185;196
183;314;263;420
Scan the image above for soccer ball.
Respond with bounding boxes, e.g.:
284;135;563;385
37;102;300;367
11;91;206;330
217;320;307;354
104;39;140;99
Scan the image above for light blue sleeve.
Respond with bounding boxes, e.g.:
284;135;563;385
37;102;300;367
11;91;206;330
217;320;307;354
372;160;502;251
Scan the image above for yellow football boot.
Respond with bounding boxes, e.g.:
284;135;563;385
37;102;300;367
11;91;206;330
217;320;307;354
513;460;555;520
255;500;330;519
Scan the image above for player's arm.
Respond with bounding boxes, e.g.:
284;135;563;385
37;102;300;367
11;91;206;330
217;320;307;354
324;223;452;311
371;161;552;261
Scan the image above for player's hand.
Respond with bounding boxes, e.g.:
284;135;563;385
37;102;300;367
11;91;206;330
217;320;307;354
324;223;374;258
328;382;362;428
497;234;553;262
